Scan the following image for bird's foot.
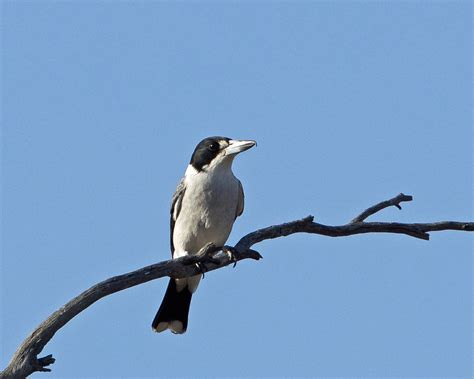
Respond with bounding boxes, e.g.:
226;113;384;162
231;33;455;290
195;259;220;279
222;246;239;268
194;245;222;279
195;262;207;279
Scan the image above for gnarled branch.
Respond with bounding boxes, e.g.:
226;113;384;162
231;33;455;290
1;193;473;378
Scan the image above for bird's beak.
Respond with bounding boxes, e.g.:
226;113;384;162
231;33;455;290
224;139;257;156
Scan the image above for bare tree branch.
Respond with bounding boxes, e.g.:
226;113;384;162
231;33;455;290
1;194;473;378
350;192;413;223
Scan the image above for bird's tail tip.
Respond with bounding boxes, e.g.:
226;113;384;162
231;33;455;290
152;278;191;334
152;320;186;334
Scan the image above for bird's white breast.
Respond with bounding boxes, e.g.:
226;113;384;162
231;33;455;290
172;164;240;258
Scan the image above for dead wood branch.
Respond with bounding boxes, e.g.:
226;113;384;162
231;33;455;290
1;193;472;378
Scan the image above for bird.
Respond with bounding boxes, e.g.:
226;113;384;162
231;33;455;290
152;136;256;334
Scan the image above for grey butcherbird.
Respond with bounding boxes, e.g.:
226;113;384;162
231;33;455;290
152;136;256;334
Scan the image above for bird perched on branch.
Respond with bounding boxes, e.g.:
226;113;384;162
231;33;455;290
152;136;256;334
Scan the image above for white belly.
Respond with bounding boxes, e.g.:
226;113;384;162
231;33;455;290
172;168;240;257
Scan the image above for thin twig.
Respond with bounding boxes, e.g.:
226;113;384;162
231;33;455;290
350;193;413;223
1;193;473;378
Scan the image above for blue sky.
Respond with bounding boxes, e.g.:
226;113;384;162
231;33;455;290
1;1;472;377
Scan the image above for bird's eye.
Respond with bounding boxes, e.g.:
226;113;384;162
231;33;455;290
208;143;218;152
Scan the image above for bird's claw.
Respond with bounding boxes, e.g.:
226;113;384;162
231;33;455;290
195;255;221;279
195;262;206;279
222;246;239;268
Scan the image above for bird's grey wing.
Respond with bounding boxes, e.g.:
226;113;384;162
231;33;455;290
170;179;186;255
236;179;244;219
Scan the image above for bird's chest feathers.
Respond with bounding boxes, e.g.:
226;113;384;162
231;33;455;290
173;168;239;253
183;169;239;227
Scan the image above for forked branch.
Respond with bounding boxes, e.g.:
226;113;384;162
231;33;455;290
1;193;473;378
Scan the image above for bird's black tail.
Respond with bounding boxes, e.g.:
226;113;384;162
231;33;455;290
152;278;192;334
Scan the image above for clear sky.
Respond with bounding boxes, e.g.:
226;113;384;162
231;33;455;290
1;1;472;378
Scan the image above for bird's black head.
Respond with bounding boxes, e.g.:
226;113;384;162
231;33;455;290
190;136;230;171
189;136;256;172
